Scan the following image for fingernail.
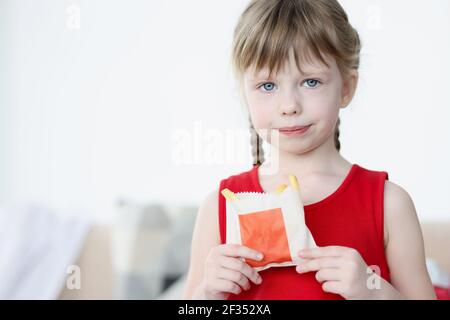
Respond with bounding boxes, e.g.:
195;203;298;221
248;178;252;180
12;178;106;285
256;276;262;284
257;253;263;260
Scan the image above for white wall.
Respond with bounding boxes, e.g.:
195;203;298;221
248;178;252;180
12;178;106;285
0;0;449;222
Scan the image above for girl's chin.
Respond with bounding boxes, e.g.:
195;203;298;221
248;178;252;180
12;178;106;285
273;141;315;155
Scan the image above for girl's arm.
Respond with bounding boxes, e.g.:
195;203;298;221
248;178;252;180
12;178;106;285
182;189;221;299
381;180;436;299
296;180;437;299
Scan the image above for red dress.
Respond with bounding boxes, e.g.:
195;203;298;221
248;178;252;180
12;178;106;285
218;164;391;300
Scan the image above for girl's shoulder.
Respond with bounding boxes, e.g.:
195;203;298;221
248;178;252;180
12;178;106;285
353;163;388;180
351;164;414;210
218;166;259;192
383;179;416;222
352;164;413;208
382;177;418;249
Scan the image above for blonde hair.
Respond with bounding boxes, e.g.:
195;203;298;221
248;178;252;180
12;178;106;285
231;0;361;166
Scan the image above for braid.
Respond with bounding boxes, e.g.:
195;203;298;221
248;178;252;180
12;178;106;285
249;116;264;166
334;117;341;152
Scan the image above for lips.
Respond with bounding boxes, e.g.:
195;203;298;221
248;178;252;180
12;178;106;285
278;125;311;136
278;125;311;132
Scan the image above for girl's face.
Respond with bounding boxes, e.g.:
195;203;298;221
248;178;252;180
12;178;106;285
243;48;356;155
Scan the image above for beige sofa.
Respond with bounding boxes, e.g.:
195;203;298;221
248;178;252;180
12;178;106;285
421;222;450;272
58;225;113;299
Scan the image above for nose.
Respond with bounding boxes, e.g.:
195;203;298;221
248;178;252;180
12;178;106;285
281;105;300;116
279;90;302;116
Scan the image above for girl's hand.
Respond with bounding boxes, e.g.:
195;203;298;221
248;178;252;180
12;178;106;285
296;246;378;299
201;244;264;300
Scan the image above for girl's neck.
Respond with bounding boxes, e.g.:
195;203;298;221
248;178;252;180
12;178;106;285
261;134;350;178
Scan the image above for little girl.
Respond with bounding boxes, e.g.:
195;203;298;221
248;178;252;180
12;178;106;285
183;0;436;300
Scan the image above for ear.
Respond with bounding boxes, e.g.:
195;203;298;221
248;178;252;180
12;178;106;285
340;70;358;109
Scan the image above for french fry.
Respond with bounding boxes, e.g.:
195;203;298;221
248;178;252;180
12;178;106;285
275;184;288;194
221;188;238;201
289;174;299;191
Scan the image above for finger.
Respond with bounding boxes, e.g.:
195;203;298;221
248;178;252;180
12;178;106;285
321;280;343;295
220;256;262;285
298;246;347;259
209;278;242;295
314;268;343;283
296;257;343;273
220;244;263;261
216;268;251;290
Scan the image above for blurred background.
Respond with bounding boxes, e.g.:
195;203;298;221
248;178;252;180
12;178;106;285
0;0;449;299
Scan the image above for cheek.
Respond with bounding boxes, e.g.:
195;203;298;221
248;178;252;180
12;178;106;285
305;88;340;126
247;96;273;130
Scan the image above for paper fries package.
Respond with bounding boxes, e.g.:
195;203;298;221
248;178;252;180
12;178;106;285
222;175;316;272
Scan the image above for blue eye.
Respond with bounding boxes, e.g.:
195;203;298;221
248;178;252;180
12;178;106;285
303;79;321;88
259;82;276;92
